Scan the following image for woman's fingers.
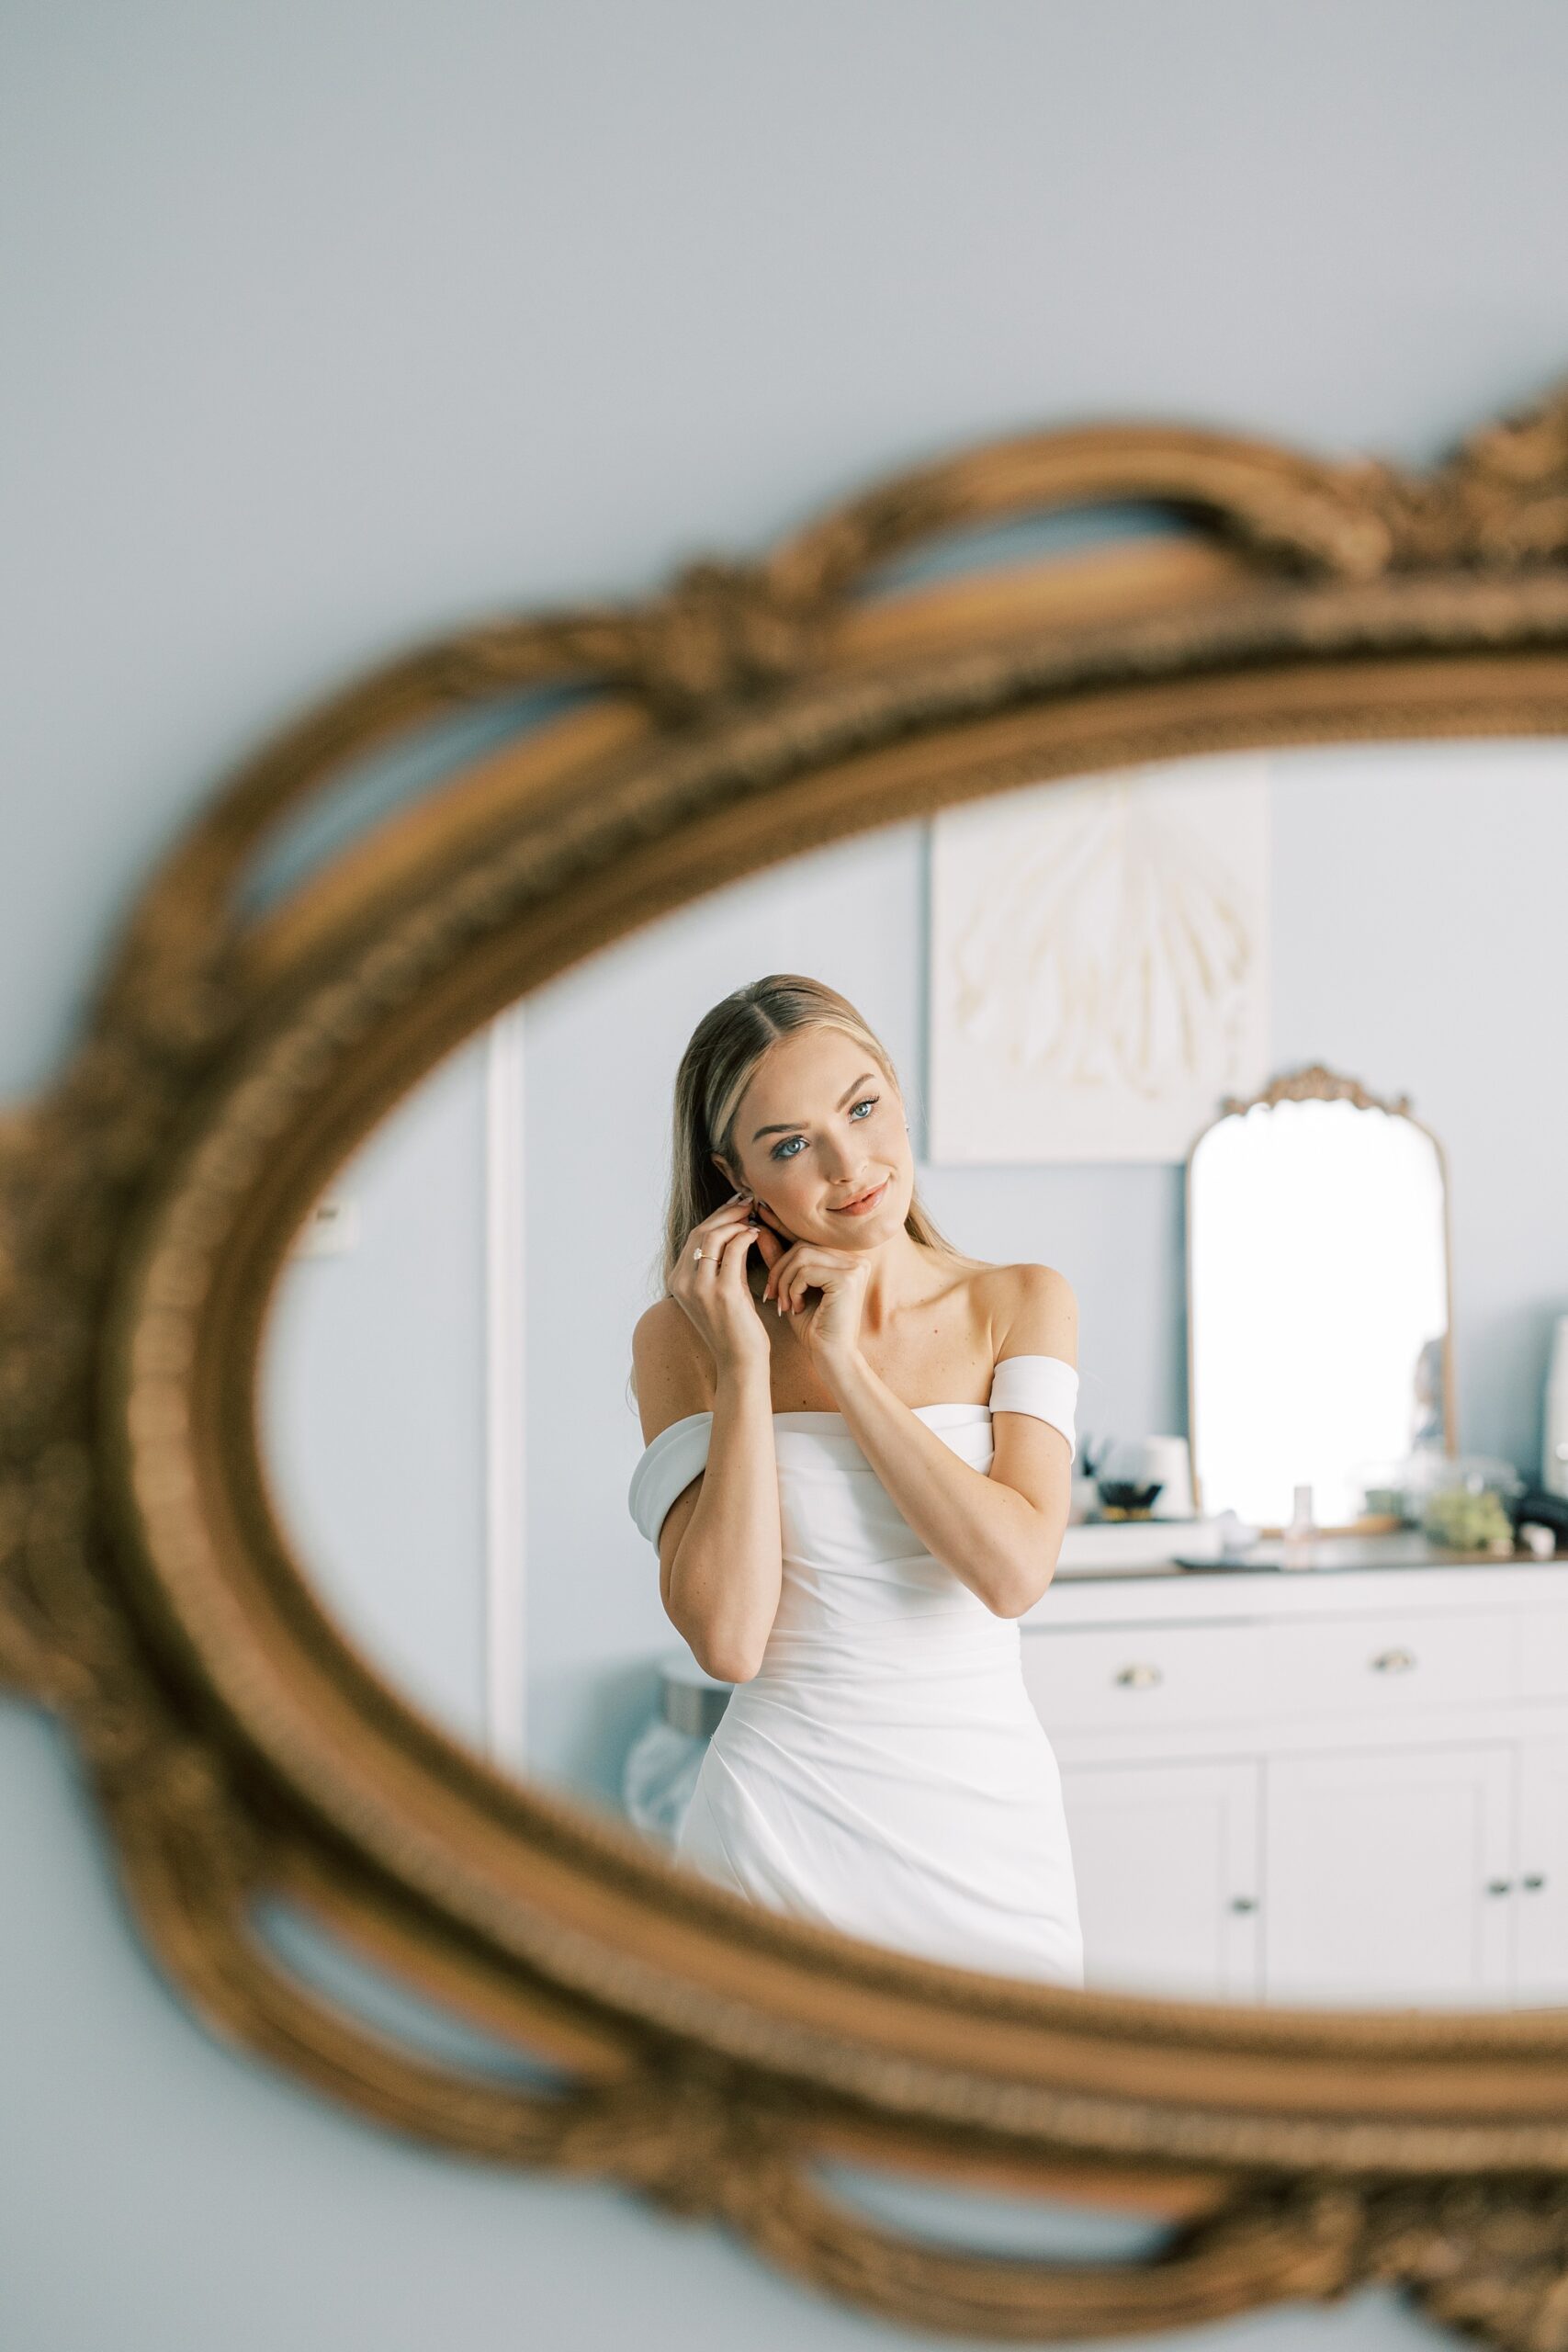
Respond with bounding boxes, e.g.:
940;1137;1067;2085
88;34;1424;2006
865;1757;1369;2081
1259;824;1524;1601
771;1250;831;1312
773;1247;849;1316
682;1195;781;1326
686;1196;754;1267
696;1223;743;1271
705;1199;759;1245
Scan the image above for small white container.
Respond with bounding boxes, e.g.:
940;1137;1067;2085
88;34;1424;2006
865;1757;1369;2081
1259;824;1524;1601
1097;1435;1195;1518
1138;1435;1196;1520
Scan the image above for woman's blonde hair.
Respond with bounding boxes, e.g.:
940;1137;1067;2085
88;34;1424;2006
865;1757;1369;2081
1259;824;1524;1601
631;975;968;1403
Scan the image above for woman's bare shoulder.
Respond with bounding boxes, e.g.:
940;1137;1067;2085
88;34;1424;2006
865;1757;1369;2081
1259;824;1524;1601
630;1298;716;1445
978;1261;1078;1363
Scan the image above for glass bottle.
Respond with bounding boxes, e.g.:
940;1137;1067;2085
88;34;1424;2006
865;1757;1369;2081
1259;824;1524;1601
1280;1482;1315;1570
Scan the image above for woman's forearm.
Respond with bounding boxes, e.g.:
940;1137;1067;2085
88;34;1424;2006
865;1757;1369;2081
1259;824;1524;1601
826;1351;1062;1616
667;1360;784;1680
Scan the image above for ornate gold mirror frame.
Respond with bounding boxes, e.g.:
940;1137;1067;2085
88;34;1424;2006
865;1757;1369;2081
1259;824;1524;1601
6;385;1568;2343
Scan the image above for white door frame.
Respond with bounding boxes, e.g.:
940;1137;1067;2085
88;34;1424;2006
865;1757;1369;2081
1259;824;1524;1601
484;1004;528;1769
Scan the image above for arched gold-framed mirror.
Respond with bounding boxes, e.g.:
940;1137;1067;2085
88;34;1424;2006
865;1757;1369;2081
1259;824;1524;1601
6;382;1568;2342
1186;1063;1457;1535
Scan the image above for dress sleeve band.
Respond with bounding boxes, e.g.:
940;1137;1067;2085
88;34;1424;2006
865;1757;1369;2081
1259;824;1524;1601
987;1354;1077;1464
627;1411;714;1546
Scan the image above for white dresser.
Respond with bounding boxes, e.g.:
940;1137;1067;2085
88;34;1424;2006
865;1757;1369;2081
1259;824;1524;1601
1018;1546;1568;2008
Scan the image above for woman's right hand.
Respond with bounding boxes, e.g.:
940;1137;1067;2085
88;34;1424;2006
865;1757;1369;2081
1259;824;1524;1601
671;1191;784;1374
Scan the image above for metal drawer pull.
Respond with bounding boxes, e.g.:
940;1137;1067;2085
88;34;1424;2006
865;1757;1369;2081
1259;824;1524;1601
1113;1662;1163;1690
1370;1646;1416;1673
1524;1873;1549;1892
1229;1895;1258;1914
1486;1878;1513;1896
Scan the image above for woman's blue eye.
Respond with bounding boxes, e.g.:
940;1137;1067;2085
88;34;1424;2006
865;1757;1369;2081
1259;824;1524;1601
770;1096;878;1161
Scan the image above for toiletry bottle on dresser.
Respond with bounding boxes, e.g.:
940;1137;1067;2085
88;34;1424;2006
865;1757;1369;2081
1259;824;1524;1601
1280;1483;1314;1569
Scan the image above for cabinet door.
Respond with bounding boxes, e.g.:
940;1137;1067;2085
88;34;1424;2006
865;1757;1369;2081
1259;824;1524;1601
1516;1738;1568;2001
1058;1759;1261;2002
1261;1745;1512;2007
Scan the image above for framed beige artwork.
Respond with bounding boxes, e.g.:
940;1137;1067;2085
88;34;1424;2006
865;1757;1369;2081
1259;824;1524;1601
928;753;1273;1164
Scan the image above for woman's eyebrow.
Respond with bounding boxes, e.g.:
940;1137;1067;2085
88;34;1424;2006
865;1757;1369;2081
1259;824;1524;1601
751;1072;876;1141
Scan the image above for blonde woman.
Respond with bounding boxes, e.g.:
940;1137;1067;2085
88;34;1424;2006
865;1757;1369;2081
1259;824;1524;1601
627;975;1083;1985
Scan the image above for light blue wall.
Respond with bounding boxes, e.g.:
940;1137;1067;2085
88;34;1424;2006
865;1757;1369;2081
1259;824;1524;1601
6;3;1568;2344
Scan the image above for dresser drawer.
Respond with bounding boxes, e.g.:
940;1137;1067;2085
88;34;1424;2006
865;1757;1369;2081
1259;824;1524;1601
1259;1610;1514;1715
1514;1607;1568;1702
1021;1623;1264;1733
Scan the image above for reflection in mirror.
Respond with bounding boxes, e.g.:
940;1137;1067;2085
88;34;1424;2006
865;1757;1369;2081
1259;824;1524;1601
626;987;1085;1984
260;735;1568;2013
1188;1076;1452;1532
263;1028;500;1755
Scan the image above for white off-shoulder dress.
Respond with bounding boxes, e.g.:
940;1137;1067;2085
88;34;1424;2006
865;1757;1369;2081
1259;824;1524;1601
626;1354;1084;1985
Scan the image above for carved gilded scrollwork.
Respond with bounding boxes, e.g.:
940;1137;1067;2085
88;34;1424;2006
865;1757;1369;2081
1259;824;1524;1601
1365;385;1568;574
1218;1061;1416;1118
7;381;1568;2340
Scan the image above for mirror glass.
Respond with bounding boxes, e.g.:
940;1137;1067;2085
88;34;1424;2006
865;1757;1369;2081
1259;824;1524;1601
1189;1086;1451;1531
258;733;1568;2013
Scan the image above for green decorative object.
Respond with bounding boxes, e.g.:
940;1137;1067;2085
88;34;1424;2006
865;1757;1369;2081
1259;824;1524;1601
1421;1483;1514;1553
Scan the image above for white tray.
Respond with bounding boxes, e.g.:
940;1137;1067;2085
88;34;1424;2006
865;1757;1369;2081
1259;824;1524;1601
1055;1518;1226;1577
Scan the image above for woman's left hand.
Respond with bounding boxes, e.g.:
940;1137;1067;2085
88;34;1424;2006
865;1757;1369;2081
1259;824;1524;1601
762;1240;871;1371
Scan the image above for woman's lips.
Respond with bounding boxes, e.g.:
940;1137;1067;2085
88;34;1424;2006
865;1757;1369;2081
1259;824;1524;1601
829;1177;888;1216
